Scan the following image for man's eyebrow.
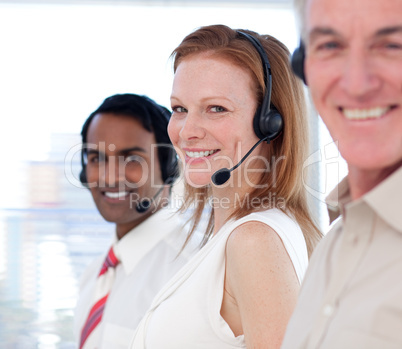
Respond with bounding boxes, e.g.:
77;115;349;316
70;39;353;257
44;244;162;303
375;26;402;37
119;146;147;154
308;27;339;42
308;26;402;41
85;147;147;156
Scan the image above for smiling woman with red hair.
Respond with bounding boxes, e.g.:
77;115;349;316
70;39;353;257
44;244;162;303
130;24;322;349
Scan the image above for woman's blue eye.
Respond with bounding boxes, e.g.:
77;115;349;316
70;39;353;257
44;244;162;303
172;106;187;113
211;106;226;112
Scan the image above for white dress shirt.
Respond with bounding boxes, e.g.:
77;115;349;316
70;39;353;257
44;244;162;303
73;207;200;349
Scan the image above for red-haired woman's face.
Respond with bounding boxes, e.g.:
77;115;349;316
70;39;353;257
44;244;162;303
168;53;267;189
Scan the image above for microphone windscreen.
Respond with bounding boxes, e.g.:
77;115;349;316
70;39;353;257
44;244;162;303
211;168;231;186
136;199;151;213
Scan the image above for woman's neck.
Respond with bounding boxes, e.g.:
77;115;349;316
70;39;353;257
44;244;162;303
211;182;252;234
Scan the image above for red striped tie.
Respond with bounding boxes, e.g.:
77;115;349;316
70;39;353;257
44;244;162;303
79;246;120;349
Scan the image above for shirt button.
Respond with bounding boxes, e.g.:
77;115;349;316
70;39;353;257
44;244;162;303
322;304;334;317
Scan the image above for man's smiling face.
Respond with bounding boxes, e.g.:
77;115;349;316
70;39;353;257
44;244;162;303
85;113;163;236
305;0;402;173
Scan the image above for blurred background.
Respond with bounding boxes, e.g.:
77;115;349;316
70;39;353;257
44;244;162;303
0;0;347;348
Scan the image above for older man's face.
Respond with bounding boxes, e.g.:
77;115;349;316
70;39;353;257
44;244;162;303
304;0;402;174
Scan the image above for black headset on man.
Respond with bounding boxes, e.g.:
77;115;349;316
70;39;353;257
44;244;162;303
211;31;284;186
79;93;179;213
291;40;307;84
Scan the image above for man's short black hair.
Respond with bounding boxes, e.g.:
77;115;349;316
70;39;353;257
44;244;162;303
80;93;178;184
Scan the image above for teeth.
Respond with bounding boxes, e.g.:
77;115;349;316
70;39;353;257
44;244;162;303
104;191;129;199
186;150;218;158
343;107;390;120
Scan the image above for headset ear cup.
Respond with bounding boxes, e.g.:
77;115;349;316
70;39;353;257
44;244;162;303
80;148;89;188
169;154;179;183
254;107;284;142
79;168;89;188
165;162;177;185
260;109;284;141
253;106;265;140
291;42;306;84
166;146;179;184
237;31;284;143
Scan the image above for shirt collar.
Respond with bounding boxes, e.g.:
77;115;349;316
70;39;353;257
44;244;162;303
364;165;402;233
325;176;351;224
326;166;402;233
113;207;184;274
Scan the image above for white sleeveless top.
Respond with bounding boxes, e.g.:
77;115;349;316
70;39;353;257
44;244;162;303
129;209;308;349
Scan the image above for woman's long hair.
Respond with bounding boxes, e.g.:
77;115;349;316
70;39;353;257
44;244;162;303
171;24;322;257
